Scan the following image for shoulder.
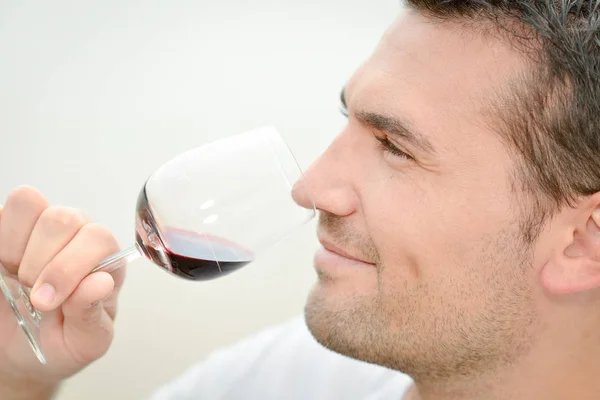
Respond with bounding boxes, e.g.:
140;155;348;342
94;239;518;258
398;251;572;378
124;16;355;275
149;316;412;400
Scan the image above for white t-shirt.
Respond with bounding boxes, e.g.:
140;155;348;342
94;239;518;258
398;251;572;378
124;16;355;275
148;316;413;399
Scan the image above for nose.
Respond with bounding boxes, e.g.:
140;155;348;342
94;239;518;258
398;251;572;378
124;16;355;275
291;134;359;218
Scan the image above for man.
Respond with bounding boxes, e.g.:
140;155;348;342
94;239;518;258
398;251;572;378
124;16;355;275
2;1;600;399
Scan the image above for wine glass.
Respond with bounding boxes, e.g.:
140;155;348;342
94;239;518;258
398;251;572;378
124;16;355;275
0;126;316;364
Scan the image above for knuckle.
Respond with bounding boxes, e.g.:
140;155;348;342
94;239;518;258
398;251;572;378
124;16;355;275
44;259;81;290
0;249;21;270
105;303;119;320
0;186;49;272
17;264;37;287
49;259;74;280
39;206;87;232
80;307;104;326
0;245;24;272
82;223;118;250
5;185;48;209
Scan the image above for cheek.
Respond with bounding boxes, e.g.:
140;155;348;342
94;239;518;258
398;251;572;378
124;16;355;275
364;189;429;283
363;169;517;287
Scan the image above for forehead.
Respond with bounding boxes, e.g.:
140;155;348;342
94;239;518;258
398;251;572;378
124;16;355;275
346;9;531;161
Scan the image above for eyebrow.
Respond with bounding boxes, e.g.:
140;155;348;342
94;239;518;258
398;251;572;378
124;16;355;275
340;88;436;155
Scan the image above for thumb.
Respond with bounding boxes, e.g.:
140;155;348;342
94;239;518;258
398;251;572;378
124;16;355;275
61;271;115;364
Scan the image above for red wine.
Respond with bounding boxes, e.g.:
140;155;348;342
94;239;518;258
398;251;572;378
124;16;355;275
163;227;253;280
135;186;253;281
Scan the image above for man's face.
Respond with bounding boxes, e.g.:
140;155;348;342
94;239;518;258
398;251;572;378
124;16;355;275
292;10;542;379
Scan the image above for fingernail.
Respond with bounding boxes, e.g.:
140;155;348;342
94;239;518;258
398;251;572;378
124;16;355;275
32;283;56;307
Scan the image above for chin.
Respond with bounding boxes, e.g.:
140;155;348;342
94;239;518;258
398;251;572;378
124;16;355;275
303;282;389;365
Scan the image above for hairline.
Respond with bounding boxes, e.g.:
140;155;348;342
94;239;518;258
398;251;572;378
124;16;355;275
403;3;564;242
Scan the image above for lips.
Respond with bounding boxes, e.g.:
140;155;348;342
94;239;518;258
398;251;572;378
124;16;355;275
317;237;375;265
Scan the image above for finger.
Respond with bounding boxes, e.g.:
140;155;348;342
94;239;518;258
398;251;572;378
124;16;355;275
0;186;48;274
0;203;13;320
62;271;115;314
61;271;115;364
100;265;126;320
18;206;89;288
30;222;119;312
0;205;9;321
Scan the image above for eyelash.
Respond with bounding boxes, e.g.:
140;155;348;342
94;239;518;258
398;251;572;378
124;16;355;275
340;106;349;118
375;136;412;160
340;106;412;161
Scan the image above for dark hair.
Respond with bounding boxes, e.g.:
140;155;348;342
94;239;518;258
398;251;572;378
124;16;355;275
404;0;600;242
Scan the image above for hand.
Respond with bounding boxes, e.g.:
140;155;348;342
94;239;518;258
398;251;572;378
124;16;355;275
0;186;126;387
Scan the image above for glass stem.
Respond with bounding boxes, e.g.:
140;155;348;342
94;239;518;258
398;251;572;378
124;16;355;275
92;243;143;274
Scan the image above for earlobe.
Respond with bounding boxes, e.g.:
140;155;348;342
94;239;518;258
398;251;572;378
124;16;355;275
540;207;600;295
540;256;600;295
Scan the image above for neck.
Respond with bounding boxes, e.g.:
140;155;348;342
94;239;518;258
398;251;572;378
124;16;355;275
403;315;600;400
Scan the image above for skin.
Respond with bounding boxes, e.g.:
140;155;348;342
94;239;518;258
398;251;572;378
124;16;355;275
2;7;600;400
292;9;600;400
0;186;125;398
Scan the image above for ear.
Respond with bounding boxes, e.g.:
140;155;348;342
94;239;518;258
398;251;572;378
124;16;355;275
541;200;600;295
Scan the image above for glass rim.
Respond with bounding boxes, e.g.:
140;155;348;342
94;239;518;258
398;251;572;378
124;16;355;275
263;126;316;216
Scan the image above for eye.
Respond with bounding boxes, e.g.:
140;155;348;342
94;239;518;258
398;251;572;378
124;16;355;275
340;105;349;118
375;136;413;160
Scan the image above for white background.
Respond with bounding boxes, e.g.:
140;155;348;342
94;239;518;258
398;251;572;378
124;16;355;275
0;1;399;398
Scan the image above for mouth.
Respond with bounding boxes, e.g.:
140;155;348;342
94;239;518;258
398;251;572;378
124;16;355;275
314;237;376;269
